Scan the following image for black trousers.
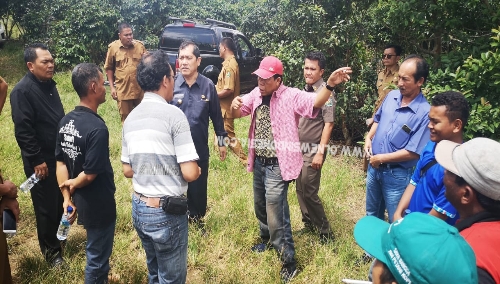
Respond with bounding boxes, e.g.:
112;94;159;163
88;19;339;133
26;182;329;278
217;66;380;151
29;171;64;260
187;159;209;219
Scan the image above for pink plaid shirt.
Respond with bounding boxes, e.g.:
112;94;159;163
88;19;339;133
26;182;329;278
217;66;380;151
240;84;319;181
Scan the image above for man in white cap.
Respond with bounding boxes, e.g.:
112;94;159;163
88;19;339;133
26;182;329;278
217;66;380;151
435;137;500;283
231;56;351;282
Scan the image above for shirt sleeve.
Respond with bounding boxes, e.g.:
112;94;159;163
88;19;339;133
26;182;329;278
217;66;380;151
83;128;111;175
221;66;236;91
172;115;199;163
293;89;319;119
103;45;115;71
432;167;457;218
208;83;228;144
405;115;431;154
10;87;45;167
121;128;130;164
240;88;258;117
55;122;64;162
322;92;336;123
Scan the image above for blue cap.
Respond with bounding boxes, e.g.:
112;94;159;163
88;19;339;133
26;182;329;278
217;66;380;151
67;205;73;213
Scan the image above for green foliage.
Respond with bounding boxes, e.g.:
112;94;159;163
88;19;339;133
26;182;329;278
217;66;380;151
48;0;119;69
426;27;500;140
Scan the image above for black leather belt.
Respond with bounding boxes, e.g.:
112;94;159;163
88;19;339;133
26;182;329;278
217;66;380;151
379;163;404;169
255;156;279;165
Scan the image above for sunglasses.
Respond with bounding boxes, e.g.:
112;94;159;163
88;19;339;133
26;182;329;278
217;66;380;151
382;54;396;59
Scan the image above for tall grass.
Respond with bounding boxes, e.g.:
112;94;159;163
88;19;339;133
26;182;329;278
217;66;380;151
1;42;370;283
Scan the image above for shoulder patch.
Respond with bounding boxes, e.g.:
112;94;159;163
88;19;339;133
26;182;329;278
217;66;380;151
226;72;231;78
325;97;334;107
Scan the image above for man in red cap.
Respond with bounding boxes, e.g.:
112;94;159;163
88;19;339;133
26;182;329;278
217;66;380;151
231;56;351;282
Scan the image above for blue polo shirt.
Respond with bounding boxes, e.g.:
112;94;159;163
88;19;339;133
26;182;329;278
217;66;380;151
407;141;459;225
372;90;430;168
172;74;227;161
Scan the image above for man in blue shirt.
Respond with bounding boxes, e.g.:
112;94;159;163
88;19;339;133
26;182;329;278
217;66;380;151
364;55;431;223
172;41;228;225
393;91;469;225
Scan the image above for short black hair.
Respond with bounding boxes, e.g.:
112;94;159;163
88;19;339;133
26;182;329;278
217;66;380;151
118;22;132;33
305;50;326;70
403;54;429;84
431;91;470;127
220;37;236;54
384;44;402;56
24;43;49;64
71;63;102;98
136;50;172;92
179;40;200;58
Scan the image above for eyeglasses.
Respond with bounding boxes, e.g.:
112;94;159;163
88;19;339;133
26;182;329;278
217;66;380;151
382;54;396;59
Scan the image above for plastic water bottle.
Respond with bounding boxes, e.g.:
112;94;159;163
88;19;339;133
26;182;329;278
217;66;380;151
56;206;73;240
19;173;39;193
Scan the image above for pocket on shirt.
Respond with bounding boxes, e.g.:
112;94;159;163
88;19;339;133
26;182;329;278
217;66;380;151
191;100;209;124
389;125;411;149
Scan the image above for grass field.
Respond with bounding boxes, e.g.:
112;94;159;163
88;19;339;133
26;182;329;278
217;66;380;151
0;41;371;283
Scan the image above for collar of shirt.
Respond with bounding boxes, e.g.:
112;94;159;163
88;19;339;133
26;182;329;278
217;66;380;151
74;105;104;122
305;78;324;92
384;64;399;76
27;71;56;88
178;73;201;88
222;55;236;67
394;91;426;113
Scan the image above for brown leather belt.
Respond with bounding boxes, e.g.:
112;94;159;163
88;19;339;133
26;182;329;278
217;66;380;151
133;191;165;208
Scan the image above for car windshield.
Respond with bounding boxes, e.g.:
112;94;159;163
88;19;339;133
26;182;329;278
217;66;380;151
161;27;218;54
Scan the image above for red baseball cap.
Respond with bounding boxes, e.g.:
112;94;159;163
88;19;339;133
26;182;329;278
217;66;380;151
252;56;283;79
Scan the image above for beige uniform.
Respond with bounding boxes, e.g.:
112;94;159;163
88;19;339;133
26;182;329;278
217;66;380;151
216;55;247;164
374;64;399;114
104;40;146;121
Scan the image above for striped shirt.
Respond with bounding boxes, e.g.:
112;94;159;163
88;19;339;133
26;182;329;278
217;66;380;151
121;92;199;197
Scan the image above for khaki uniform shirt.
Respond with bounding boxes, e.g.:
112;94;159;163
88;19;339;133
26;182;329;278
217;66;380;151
104;40;146;101
298;79;336;162
374;64;399;114
216;55;239;118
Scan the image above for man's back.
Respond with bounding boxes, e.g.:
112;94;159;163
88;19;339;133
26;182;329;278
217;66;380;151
56;106;116;228
123;92;199;197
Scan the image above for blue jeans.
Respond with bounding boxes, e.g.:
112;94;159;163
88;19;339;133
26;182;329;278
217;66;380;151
253;159;296;267
365;164;412;223
85;221;116;284
132;194;188;284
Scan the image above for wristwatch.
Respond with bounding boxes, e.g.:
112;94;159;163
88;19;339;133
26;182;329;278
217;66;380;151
325;84;334;91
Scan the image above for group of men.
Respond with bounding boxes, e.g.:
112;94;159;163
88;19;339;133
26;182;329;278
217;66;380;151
357;44;500;283
1;22;499;283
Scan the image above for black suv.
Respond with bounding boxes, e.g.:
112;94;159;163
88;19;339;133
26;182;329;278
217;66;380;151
158;17;263;93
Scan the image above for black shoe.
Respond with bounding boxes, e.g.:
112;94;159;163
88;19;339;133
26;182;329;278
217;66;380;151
49;254;64;268
280;264;298;283
296;223;315;235
251;242;272;253
319;232;335;244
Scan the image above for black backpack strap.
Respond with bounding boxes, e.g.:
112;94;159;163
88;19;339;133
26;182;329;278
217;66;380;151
419;159;438;178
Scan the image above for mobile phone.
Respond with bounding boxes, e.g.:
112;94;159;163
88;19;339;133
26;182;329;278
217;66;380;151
402;124;411;134
3;209;16;234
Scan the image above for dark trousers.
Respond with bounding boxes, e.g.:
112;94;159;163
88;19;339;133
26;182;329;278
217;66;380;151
29;172;64;260
187;160;209;219
296;161;331;234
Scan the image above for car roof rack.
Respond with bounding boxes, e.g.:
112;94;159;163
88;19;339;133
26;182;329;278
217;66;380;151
168;16;196;25
205;18;236;30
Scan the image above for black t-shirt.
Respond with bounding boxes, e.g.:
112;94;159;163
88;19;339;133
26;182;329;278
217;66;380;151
55;106;116;228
